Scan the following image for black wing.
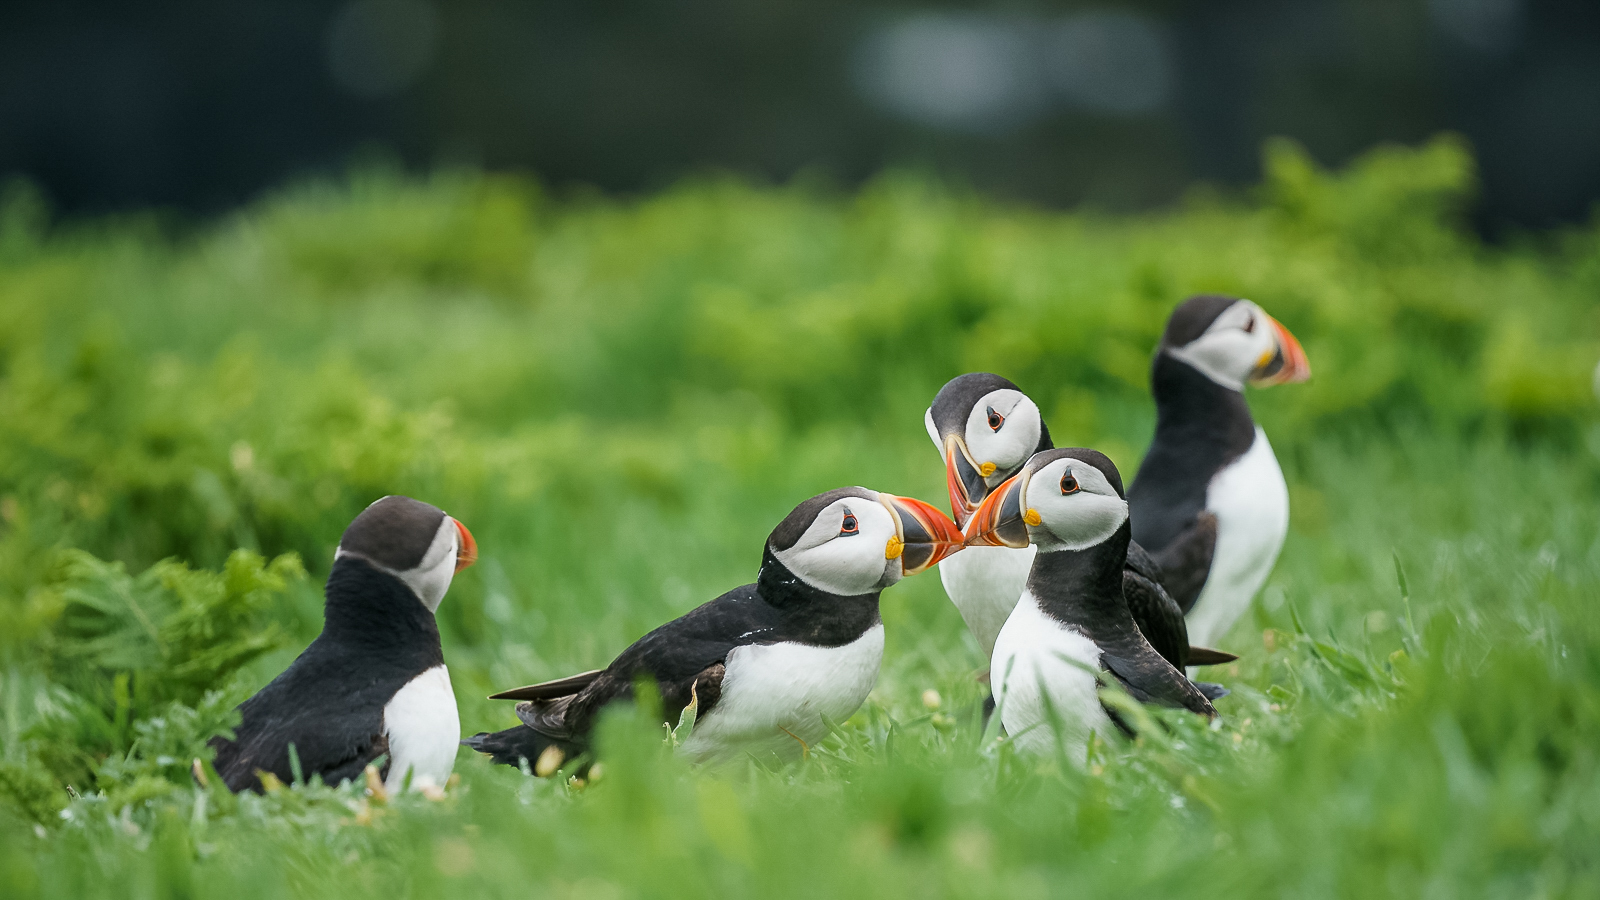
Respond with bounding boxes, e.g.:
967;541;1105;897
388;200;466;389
485;585;781;750
1122;557;1189;670
1100;649;1216;717
1151;511;1218;614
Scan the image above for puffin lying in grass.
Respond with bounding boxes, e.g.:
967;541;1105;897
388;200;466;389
925;373;1234;672
465;488;962;769
210;496;477;793
965;449;1220;759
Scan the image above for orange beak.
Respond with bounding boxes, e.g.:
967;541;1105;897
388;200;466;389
879;494;965;575
963;472;1031;549
453;519;478;572
944;434;991;529
1250;314;1311;386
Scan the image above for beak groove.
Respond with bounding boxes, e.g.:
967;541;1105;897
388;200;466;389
944;435;990;528
1251;314;1311;386
881;494;964;576
453;519;478;572
963;473;1032;549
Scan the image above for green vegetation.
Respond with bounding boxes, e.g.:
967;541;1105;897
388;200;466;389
2;136;1598;898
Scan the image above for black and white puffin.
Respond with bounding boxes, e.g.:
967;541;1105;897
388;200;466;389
924;373;1232;671
210;496;477;793
965;449;1217;758
464;488;963;768
1128;296;1311;649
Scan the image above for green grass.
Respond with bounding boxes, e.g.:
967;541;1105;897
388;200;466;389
2;135;1599;898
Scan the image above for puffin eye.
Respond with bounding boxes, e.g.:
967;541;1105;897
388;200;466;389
1060;471;1080;495
839;512;859;537
986;407;1005;432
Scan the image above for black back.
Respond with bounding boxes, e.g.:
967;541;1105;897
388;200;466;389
1128;332;1258;554
210;557;444;791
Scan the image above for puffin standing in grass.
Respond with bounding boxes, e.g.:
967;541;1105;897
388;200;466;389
924;373;1233;672
210;496;477;793
1128;296;1311;648
464;488;963;768
965;449;1218;759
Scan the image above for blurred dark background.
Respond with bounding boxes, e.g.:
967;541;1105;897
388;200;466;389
2;0;1597;230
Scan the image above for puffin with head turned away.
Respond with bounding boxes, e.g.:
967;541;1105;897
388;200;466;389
464;488;963;769
210;495;478;793
965;449;1219;759
1127;295;1311;649
924;373;1234;672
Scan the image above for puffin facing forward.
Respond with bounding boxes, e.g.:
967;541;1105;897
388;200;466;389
966;449;1218;759
465;488;962;768
925;373;1234;671
211;496;477;793
1128;295;1311;648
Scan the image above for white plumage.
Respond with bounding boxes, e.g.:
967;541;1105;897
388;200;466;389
1186;427;1290;648
991;591;1112;761
938;543;1036;658
382;664;460;792
680;624;885;764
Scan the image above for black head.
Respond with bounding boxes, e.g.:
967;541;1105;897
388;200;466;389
1157;295;1312;392
767;486;963;597
965;448;1128;552
925;372;1052;527
336;496;477;612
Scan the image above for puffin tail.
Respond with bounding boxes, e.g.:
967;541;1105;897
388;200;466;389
462;725;555;770
1193;682;1230;701
1186;646;1238;666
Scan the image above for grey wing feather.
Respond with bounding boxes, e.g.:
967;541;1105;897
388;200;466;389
489;669;606;701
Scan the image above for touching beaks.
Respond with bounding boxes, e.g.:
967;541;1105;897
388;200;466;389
1250;314;1311;386
963;473;1032;549
453;519;478;572
943;434;991;528
880;494;965;575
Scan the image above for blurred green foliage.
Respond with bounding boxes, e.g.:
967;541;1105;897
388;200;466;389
0;136;1597;897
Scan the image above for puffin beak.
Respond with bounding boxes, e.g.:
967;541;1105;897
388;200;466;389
880;494;965;576
1250;314;1312;386
944;434;993;528
964;472;1032;549
453;519;478;572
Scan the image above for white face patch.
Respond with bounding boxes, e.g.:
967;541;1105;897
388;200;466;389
337;517;460;613
963;389;1043;483
1023;458;1129;551
771;496;902;596
1165;299;1277;392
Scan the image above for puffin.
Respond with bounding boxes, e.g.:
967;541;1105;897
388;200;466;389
965;449;1217;758
464;488;963;768
1127;296;1311;649
924;373;1233;671
210;495;477;793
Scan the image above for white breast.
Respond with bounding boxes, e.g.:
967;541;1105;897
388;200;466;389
679;624;885;765
382;665;460;792
1187;427;1290;648
991;592;1112;761
939;543;1037;657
